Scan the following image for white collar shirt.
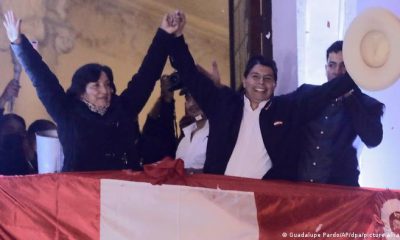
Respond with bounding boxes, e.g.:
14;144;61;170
224;96;272;179
176;120;209;170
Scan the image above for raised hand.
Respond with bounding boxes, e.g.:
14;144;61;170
196;60;222;86
174;10;186;37
160;10;186;37
160;13;179;34
3;10;21;44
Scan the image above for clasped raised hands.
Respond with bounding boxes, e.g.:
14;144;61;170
3;10;21;44
160;10;186;37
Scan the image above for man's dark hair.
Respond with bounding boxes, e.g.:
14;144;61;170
326;41;343;61
243;55;278;82
66;63;116;99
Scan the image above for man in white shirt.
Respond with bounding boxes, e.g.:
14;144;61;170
140;62;220;172
175;91;209;171
168;11;358;180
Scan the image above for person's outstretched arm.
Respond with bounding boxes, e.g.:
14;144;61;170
344;91;384;147
119;14;178;117
3;10;68;123
0;79;20;112
168;11;233;119
291;73;359;124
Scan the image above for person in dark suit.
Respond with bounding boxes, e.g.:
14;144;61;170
165;11;359;181
140;71;213;173
297;41;384;186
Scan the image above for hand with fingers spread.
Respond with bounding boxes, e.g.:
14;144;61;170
196;60;222;87
3;10;21;44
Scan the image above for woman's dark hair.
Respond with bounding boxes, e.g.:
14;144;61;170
66;63;116;99
243;55;278;82
102;65;116;94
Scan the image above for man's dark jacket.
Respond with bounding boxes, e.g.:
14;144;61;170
297;84;384;186
169;35;357;181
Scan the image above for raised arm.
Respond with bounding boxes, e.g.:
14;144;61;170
3;10;68;123
291;73;359;123
343;92;384;147
0;79;20;110
119;14;179;116
168;11;232;119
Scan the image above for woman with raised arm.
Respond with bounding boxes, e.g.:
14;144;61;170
2;10;177;172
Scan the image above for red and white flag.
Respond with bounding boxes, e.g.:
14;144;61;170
0;158;399;240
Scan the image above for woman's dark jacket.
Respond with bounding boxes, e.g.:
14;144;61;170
11;29;171;172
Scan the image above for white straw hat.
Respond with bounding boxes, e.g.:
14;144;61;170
343;7;400;91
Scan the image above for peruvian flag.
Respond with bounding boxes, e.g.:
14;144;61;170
0;158;399;240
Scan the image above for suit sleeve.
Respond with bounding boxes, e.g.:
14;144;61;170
343;92;384;147
119;29;172;117
169;35;233;119
293;73;359;123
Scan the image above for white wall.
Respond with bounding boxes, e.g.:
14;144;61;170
271;0;298;95
297;0;356;86
353;0;400;189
